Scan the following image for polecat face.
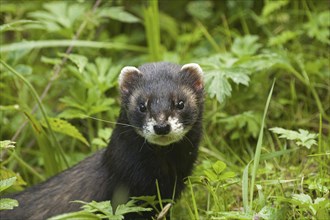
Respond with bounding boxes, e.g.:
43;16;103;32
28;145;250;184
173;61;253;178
119;62;204;146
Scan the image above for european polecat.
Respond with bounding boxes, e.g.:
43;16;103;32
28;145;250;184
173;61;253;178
1;62;204;219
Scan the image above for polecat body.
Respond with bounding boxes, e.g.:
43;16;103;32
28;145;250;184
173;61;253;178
1;62;204;219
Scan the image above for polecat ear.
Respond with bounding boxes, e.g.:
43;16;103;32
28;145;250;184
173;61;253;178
180;63;204;91
119;66;142;93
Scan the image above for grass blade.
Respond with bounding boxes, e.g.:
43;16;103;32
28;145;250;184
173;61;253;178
0;60;69;172
187;177;199;220
249;80;276;207
143;0;163;61
0;40;147;53
242;161;251;213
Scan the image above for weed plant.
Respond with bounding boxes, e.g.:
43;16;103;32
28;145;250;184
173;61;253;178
0;0;329;219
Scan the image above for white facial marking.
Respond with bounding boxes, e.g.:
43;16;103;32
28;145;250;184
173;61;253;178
158;113;166;121
168;116;183;133
144;118;156;135
140;116;188;146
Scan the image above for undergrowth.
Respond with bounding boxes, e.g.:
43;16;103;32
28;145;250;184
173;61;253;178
0;0;329;219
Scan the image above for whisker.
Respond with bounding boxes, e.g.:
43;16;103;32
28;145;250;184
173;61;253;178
139;139;147;152
183;136;195;149
84;115;140;129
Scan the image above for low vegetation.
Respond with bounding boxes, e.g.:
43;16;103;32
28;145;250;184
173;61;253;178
0;0;329;219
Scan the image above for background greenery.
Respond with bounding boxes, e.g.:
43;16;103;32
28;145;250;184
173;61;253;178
0;0;329;219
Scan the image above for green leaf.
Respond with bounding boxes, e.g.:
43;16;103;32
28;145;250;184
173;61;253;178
268;30;299;46
0;20;40;32
0;198;19;211
231;35;261;57
115;200;152;216
0;105;20;111
205;70;231;103
257;205;276;220
91;128;112;149
78;200;113;216
202;54;251;103
59;53;88;73
218;111;260;139
48;211;101;220
270;127;318;149
0;177;17;192
204;170;217;181
28;2;86;33
292;193;313;205
262;0;289;18
303;11;330;44
131;196;157;205
57;109;87;119
0;40;147;53
187;1;214;20
212;160;226;175
99;7;140;23
218;171;236;180
40;118;89;146
225;68;250;86
0;140;16;149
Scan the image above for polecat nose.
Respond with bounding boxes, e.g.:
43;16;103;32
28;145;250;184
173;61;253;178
153;124;171;135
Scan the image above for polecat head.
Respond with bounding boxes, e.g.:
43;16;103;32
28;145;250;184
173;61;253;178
119;62;204;146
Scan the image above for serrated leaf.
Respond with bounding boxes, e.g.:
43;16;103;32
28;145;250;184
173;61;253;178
218;111;260;138
59;53;88;73
0;140;16;149
257;205;276;220
99;7;140;23
40;118;89;146
41;56;62;65
98;128;112;140
187;1;214;20
0;198;19;210
219;171;236;180
0;168;27;187
270;127;318;149
0;20;40;32
202;54;251;103
60;96;86;111
0;177;17;192
314;198;326;205
88;99;115;115
205;70;231;103
292;194;313;205
204;170;217;181
231;35;261;57
131;196;157;204
91;138;107;148
303;11;330;44
57;109;87;119
268;30;299;46
239;52;295;73
48;211;101;220
115;200;152;216
212;160;226;175
79;200;113;216
225;68;250;86
28;2;86;33
262;0;289;17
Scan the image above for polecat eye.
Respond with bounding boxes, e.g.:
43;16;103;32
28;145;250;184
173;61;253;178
176;100;185;110
139;103;147;113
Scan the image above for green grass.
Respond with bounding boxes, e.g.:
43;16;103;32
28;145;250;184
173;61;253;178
1;0;329;219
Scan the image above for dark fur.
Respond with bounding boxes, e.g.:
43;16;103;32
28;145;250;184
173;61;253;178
1;62;203;219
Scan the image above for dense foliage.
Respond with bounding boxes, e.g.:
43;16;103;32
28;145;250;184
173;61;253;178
0;0;329;219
